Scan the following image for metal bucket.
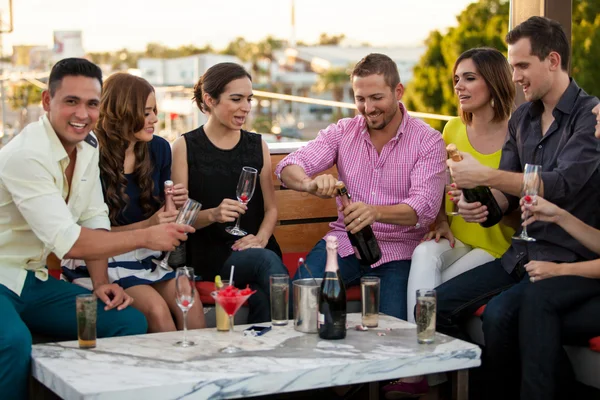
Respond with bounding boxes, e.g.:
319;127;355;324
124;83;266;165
293;278;322;333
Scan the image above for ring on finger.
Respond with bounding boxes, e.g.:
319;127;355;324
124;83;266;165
530;276;536;283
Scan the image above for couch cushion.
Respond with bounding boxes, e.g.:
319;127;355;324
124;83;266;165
589;337;600;353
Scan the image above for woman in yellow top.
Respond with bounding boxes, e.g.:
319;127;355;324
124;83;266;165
388;47;517;398
407;47;516;321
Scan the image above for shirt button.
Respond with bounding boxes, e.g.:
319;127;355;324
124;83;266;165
371;191;376;195
538;145;542;149
415;223;421;229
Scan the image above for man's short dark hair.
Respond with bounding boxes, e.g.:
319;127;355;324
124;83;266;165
506;16;570;71
48;58;103;96
351;53;401;90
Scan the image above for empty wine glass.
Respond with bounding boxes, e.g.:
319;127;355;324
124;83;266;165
513;164;542;242
154;198;202;270
225;166;258;236
175;266;196;347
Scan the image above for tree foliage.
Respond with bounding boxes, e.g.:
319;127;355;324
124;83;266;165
404;0;599;131
8;83;42;111
314;67;350;120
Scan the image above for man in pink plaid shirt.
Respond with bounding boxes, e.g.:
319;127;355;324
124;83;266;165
276;53;446;320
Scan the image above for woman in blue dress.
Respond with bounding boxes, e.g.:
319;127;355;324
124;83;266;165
63;73;205;332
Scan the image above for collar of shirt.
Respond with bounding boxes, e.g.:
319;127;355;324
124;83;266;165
359;101;408;142
529;78;581;118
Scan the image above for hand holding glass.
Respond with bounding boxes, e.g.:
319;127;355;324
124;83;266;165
154;198;202;270
513;164;542;242
226;166;258;236
175;266;196;347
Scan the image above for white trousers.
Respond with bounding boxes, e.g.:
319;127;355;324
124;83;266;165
406;239;494;323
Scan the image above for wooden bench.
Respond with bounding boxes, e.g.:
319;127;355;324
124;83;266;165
46;150;362;305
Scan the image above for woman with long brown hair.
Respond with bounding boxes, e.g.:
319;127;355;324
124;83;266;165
63;72;205;332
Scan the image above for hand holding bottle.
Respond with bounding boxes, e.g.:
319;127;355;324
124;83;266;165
149;205;179;226
340;201;378;234
456;192;489;224
172;183;189;209
447;151;490;190
303;174;338;198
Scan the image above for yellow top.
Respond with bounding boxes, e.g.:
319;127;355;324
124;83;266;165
0;115;110;295
442;117;514;258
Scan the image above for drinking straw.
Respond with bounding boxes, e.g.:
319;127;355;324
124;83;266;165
230;265;235;287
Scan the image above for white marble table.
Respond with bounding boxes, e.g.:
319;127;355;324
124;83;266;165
31;314;481;400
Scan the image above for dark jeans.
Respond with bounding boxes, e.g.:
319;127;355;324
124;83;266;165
520;276;600;400
0;272;147;399
437;259;600;400
296;239;411;320
220;248;289;324
435;258;527;400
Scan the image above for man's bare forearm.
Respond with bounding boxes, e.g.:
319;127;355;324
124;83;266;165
85;258;110;289
279;165;310;192
374;204;418;226
65;228;147;260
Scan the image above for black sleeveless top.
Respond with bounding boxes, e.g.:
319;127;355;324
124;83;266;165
184;126;282;281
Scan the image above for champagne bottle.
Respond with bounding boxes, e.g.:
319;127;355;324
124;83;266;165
336;181;381;269
446;144;503;228
318;236;347;340
164;180;176;212
163;180;186;268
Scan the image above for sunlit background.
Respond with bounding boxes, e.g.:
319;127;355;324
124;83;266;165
0;0;597;145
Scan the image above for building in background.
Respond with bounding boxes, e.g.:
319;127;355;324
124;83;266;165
52;30;85;62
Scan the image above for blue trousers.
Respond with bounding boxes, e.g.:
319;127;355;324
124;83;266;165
0;271;148;400
220;248;290;324
296;239;411;320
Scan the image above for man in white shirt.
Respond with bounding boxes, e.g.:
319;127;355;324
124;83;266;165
0;58;194;399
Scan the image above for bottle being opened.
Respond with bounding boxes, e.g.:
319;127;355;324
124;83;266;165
163;180;186;268
318;236;347;340
446;144;503;228
336;181;381;270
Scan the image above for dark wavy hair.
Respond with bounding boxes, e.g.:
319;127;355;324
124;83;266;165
95;72;159;225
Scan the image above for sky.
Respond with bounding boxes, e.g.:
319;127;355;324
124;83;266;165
1;0;476;53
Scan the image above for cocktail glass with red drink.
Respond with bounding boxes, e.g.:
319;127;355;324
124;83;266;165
211;285;256;353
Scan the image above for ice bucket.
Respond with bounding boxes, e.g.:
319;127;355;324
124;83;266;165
293;278;322;333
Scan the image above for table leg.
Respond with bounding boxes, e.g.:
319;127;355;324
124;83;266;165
369;381;380;400
452;369;469;400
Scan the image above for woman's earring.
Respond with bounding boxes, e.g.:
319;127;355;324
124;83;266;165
490;98;495;108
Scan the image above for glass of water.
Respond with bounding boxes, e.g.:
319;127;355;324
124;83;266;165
416;289;436;344
360;276;380;327
270;274;289;325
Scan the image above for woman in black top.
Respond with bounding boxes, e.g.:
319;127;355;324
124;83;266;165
172;62;288;324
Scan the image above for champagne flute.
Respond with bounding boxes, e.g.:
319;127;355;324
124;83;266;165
175;266;196;347
225;166;258;237
153;198;202;270
512;164;542;242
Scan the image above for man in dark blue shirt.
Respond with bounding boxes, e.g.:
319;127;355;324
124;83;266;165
439;16;600;400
